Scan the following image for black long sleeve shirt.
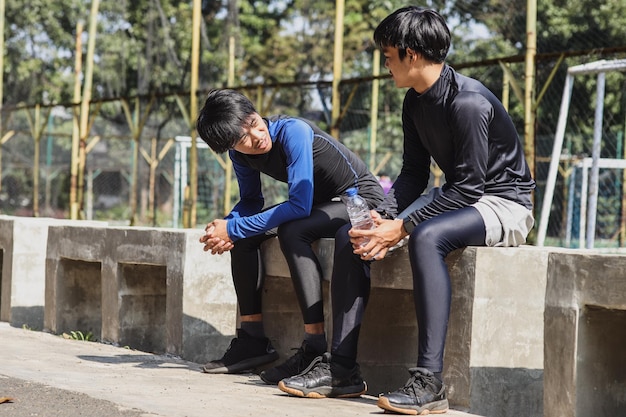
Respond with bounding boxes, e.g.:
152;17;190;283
377;65;535;223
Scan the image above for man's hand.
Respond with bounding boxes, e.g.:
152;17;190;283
348;211;407;261
199;219;234;254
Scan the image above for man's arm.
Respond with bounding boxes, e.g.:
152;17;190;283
376;97;431;219
226;119;315;240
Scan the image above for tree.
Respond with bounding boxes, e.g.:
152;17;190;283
4;0;84;106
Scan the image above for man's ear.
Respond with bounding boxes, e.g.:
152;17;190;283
406;48;417;62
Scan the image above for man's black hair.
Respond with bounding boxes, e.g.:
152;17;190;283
373;6;450;63
196;89;257;153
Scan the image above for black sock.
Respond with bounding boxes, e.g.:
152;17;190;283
434;371;443;382
240;321;265;339
304;332;327;353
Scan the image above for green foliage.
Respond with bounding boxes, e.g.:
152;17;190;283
537;0;626;52
4;0;85;105
4;0;625;107
64;330;96;342
3;0;626;239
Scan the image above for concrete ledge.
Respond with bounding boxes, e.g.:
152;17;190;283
261;238;575;417
44;225;237;363
544;251;626;417
0;215;107;329
7;218;626;417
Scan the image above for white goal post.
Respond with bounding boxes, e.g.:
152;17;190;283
537;59;626;248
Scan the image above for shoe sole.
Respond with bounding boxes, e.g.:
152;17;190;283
277;380;367;399
201;352;279;374
377;396;449;415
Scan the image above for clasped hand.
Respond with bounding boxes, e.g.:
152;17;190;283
199;219;234;254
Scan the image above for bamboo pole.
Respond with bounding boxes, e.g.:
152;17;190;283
77;0;100;218
228;35;235;87
130;99;139;225
148;137;157;224
138;137;174;224
502;63;510;111
0;0;5;196
222;35;235;216
330;0;345;139
524;0;537;180
69;22;83;219
621;114;626;246
32;106;41;217
185;0;201;228
24;105;50;217
369;49;380;171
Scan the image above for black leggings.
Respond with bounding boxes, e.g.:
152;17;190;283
230;201;351;324
331;206;486;372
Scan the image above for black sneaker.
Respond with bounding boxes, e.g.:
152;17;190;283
201;329;279;374
277;352;367;398
259;341;323;384
377;367;449;415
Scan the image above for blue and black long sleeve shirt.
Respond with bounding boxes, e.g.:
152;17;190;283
226;116;383;241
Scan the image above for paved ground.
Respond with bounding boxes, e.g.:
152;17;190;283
0;322;481;417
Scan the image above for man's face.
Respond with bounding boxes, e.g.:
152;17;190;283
232;113;273;155
382;46;413;89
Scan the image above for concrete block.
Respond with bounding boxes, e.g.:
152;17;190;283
261;276;331;363
181;229;238;364
44;224;110;337
544;252;626;417
365;245;549;417
260;238;335;367
260;238;555;417
23;220;626;417
0;215;106;329
44;224;238;364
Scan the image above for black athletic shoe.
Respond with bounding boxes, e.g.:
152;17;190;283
201;329;278;374
259;341;324;385
277;352;367;398
377;367;449;415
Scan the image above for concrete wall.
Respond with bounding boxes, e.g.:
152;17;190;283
369;243;548;415
544;252;626;417
44;224;238;363
0;215;106;329
262;238;580;417
4;217;626;417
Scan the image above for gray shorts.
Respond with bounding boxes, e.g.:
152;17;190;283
398;188;534;247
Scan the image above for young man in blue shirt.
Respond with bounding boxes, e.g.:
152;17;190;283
279;7;535;414
196;89;383;386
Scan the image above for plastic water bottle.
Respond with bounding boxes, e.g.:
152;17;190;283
343;187;374;247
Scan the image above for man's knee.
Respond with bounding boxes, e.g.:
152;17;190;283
277;221;302;245
410;222;440;249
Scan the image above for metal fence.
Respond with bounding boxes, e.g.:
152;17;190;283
533;55;626;249
2;49;626;249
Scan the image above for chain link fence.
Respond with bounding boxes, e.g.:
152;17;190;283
1;11;626;249
534;55;626;249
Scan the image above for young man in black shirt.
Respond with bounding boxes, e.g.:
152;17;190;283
278;6;535;415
